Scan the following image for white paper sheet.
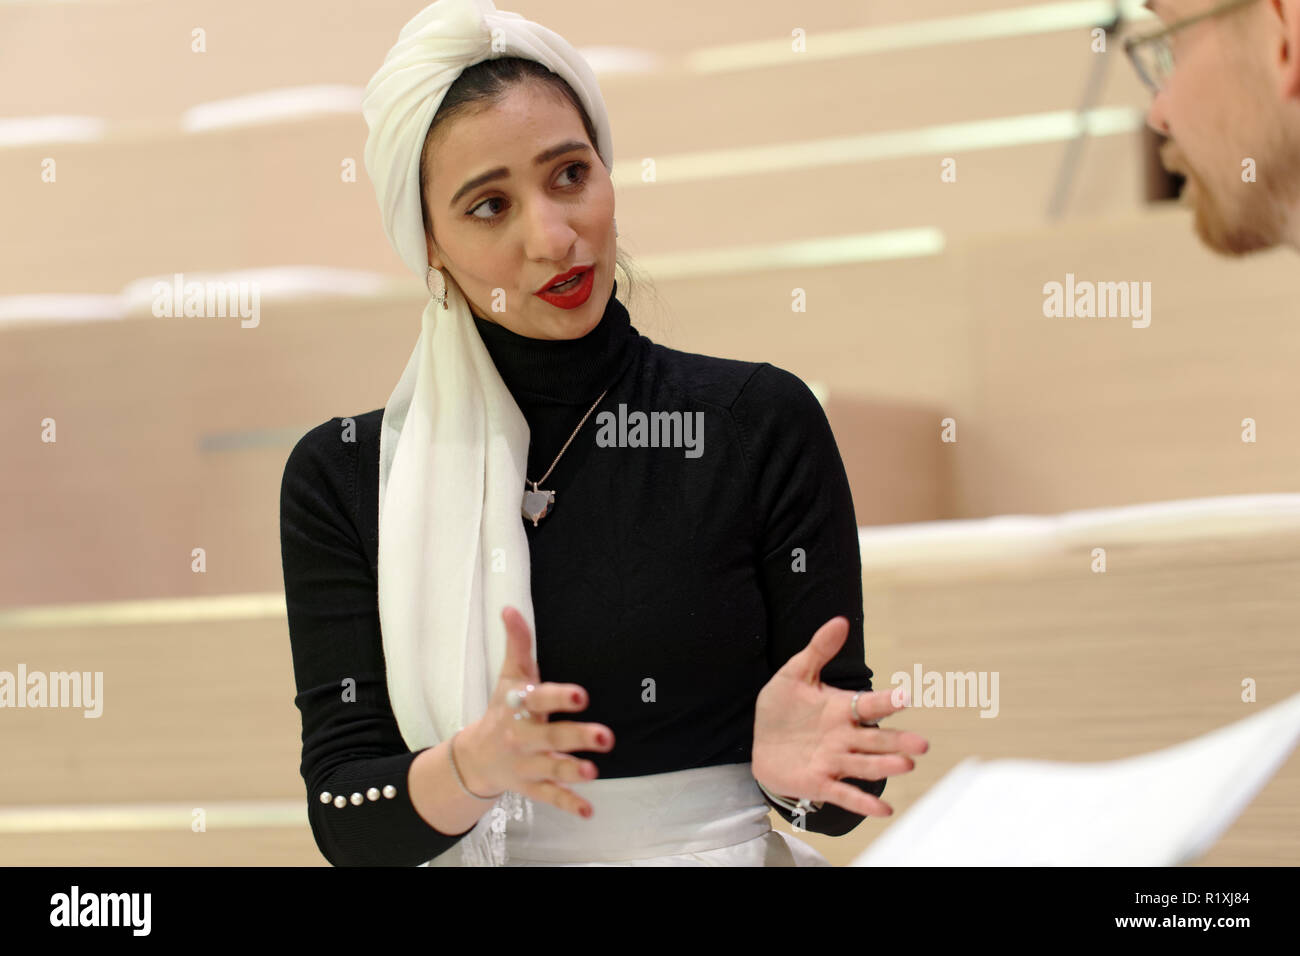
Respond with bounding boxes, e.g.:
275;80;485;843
851;690;1300;866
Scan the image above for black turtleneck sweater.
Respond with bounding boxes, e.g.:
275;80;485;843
280;281;886;866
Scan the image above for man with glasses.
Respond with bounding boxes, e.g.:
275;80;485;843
1125;0;1300;253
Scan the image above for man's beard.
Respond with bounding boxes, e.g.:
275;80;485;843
1184;164;1288;255
1167;137;1299;257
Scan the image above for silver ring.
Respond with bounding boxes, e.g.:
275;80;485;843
506;683;536;711
851;690;879;728
512;710;534;721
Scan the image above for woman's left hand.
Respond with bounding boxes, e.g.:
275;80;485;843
752;615;929;817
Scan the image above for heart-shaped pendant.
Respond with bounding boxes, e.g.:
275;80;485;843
522;487;555;527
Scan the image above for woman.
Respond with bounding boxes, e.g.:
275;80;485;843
280;0;928;866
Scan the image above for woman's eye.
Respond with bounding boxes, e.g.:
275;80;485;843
560;160;589;186
468;197;503;220
466;161;590;223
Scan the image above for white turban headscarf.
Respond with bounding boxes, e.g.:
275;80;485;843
361;0;614;866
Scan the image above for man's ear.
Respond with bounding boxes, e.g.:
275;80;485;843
1276;0;1300;100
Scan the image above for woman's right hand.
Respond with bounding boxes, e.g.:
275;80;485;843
454;605;613;819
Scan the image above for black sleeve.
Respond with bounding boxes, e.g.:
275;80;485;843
280;417;476;866
731;364;887;837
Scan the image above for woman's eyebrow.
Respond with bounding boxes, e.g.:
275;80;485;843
449;140;590;209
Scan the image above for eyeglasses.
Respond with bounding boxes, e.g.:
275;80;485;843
1124;0;1262;93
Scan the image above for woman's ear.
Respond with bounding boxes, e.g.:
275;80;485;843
426;234;442;272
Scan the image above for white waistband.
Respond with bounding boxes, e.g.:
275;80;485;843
426;762;778;865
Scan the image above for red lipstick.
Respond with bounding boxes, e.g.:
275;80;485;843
534;265;594;309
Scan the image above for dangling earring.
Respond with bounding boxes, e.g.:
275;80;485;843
613;217;619;238
426;266;448;310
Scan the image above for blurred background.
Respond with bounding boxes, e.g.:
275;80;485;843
1;0;1297;866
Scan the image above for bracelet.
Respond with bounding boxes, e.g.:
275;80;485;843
448;729;501;801
755;779;822;816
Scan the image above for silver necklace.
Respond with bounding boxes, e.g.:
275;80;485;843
521;386;609;527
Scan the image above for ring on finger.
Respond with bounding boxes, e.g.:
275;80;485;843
506;683;536;711
850;689;879;728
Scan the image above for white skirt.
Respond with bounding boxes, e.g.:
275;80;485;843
422;762;830;867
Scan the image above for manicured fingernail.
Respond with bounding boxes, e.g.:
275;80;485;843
572;691;582;704
597;732;610;746
581;806;592;818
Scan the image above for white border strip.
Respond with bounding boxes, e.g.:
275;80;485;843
688;0;1155;72
0;593;285;630
0;115;106;147
0;267;404;325
611;107;1144;188
638;228;945;279
860;494;1300;568
0;294;126;324
180;85;364;132
0;800;304;833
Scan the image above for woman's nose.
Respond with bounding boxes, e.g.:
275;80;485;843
524;199;578;258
